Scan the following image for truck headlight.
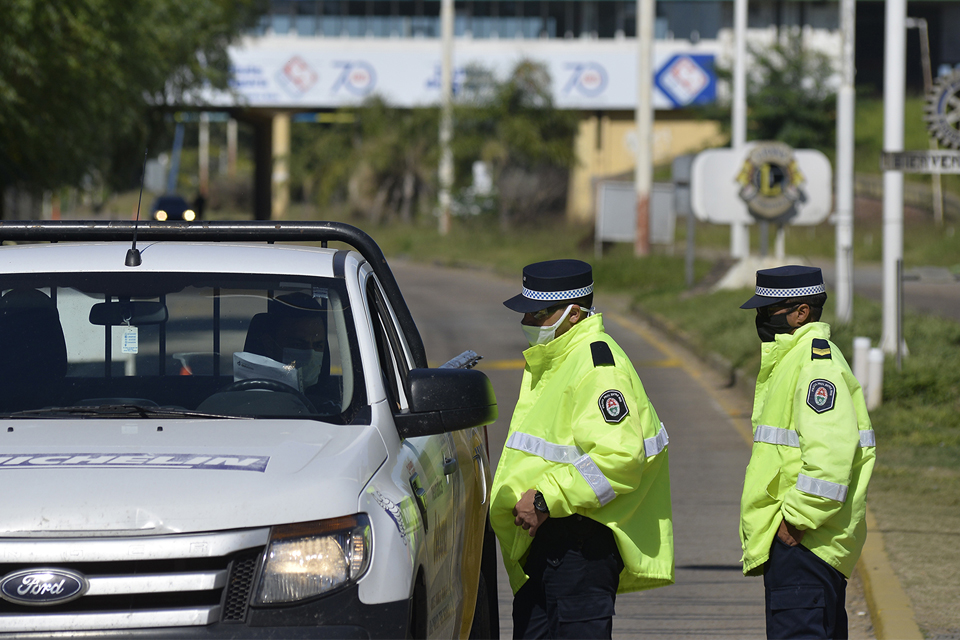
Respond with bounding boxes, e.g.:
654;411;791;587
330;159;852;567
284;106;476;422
255;515;371;604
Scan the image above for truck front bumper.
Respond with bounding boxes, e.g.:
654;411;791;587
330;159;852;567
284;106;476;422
0;585;410;640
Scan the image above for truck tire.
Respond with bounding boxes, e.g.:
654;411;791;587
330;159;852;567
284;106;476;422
469;571;492;639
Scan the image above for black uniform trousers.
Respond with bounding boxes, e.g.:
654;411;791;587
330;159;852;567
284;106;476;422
512;515;623;640
764;537;848;639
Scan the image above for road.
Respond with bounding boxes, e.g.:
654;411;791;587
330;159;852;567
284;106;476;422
817;262;960;323
390;259;875;639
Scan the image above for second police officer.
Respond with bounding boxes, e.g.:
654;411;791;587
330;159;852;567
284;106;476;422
739;266;876;639
490;259;674;639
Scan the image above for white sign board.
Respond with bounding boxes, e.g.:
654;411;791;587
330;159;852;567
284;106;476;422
594;182;674;256
200;38;719;110
880;150;960;173
690;145;833;225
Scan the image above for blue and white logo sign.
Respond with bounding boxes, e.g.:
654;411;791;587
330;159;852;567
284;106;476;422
1;569;88;606
276;55;319;97
654;55;715;107
563;62;608;97
332;61;377;96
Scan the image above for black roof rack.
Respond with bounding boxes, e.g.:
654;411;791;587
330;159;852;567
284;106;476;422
0;220;427;369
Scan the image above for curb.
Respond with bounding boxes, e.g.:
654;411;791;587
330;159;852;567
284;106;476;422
627;304;924;640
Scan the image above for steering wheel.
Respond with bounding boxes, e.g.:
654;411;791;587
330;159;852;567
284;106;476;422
218;378;318;413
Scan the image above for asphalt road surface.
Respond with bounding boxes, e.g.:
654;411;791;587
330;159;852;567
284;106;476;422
390;259;872;639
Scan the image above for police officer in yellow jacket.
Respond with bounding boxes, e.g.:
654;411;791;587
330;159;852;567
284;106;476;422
491;259;673;639
740;265;876;639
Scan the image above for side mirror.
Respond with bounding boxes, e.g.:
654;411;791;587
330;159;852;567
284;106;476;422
89;301;168;326
394;368;498;438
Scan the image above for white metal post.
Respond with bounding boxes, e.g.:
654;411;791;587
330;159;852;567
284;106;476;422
634;0;654;257
730;0;750;259
881;0;906;354
199;112;210;198
835;0;856;324
227;119;238;179
438;0;455;236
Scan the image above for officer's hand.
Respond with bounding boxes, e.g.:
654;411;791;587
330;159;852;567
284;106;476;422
513;489;549;537
777;519;805;547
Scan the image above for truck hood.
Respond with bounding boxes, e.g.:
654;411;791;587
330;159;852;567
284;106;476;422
0;419;388;536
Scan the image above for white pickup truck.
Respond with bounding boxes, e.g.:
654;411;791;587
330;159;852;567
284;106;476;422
0;221;499;638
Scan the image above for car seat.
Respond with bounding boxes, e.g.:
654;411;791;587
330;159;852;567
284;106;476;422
0;289;68;411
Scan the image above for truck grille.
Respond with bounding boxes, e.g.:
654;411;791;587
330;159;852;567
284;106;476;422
0;529;268;633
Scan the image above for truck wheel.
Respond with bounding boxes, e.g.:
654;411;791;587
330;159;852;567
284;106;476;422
407;575;427;640
468;572;492;639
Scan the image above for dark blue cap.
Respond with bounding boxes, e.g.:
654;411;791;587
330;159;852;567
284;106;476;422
503;259;594;313
740;265;826;309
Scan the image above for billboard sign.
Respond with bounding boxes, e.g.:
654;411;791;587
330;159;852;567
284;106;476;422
200;38;718;110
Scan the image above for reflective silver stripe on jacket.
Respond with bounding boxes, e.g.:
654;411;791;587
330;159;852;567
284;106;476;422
573;455;616;506
796;473;848;502
754;425;800;447
505;432;582;463
754;425;877;449
644;423;669;457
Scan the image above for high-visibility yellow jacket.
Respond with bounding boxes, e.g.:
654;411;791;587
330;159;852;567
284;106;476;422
490;314;674;594
740;322;876;578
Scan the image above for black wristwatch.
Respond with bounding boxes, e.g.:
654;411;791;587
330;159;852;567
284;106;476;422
533;491;550;515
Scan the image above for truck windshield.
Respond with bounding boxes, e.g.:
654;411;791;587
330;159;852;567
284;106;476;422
0;273;365;421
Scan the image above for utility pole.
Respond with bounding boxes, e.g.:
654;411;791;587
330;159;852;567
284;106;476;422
438;0;454;236
730;0;750;259
634;0;654;257
881;0;906;354
834;0;856;324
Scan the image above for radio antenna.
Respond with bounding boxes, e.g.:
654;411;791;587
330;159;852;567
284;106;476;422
125;148;148;267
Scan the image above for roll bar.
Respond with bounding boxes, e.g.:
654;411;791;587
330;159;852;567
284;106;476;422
0;220;428;369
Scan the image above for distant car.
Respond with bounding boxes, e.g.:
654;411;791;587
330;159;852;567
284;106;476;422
151;194;197;221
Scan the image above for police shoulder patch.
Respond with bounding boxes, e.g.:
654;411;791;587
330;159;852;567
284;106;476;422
598;389;629;423
591;341;615;367
806;379;836;413
811;338;832;360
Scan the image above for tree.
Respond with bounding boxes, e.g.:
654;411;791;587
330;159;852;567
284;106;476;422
291;99;440;222
0;0;262;209
703;32;837;154
455;60;580;229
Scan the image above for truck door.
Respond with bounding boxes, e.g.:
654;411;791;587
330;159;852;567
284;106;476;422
364;274;465;638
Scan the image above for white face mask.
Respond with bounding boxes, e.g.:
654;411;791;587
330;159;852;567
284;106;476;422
521;304;575;347
282;347;324;388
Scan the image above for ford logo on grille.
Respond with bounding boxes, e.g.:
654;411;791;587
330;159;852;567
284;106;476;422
0;568;87;605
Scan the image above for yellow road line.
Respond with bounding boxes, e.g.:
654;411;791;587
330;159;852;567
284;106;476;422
607;311;755;446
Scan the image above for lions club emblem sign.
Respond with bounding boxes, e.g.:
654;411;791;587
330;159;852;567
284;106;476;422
736;142;807;223
598;390;629;424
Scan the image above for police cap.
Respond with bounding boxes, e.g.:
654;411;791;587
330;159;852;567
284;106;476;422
503;259;594;313
740;265;826;309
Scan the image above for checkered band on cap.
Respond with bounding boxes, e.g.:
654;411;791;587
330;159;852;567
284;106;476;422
522;284;594;301
755;283;826;298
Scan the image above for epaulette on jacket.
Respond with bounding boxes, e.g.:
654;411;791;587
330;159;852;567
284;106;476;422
591;341;615;367
811;338;832;360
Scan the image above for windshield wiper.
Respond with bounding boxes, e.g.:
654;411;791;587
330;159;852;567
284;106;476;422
4;404;248;420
